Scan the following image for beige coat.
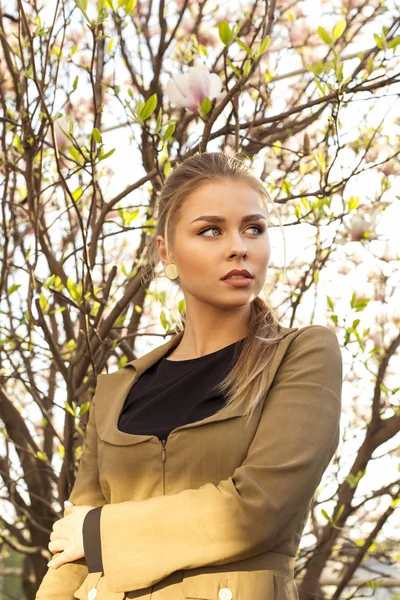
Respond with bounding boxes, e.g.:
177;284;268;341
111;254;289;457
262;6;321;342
36;324;342;600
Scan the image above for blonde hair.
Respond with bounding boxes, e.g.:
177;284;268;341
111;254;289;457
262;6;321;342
142;151;287;424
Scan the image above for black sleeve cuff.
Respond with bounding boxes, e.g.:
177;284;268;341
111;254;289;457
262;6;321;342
83;506;104;573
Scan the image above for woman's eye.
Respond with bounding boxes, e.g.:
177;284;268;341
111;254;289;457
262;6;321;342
199;227;220;237
199;225;264;237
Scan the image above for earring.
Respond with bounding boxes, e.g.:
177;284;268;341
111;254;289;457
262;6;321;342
164;263;179;280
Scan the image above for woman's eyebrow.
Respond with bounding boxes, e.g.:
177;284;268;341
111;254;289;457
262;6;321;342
190;214;267;224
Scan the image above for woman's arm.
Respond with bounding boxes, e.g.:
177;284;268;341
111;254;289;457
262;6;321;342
35;387;107;599
88;325;343;594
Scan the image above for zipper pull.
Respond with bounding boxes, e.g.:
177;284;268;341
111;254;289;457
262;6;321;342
161;438;166;462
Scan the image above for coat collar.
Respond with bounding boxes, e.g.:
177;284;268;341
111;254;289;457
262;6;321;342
122;330;185;375
94;326;299;447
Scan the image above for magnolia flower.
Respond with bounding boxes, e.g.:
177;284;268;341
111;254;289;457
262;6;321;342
53;116;71;149
289;18;312;45
342;215;379;242
166;62;225;114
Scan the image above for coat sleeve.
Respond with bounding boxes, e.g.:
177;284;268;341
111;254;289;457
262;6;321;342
35;387;107;599
99;325;343;593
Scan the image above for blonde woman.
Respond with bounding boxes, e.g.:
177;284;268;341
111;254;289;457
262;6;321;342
36;152;342;600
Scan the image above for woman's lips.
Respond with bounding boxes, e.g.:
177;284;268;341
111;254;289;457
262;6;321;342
221;277;254;287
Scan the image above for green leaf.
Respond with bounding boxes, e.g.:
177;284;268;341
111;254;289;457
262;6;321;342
79;401;90;416
98;0;107;13
333;18;346;41
162;123;175;143
178;299;186;315
155;107;163;133
114;313;127;327
74;0;89;17
243;59;251;77
282;179;291;194
313;77;327;96
234;35;253;58
139;93;157;121
256;34;270;58
373;33;384;50
160;310;169;331
8;284;21;296
317;26;332;45
226;58;241;78
39;292;49;313
163;161;171;177
72;76;79;91
125;0;137;14
65;339;77;351
98;147;115;161
12;135;23;153
199;96;212;117
348;196;359;211
125;209;139;224
68;117;75;134
64;400;76;417
354;298;370;312
219;20;232;45
335;61;344;84
335;504;345;521
66;277;81;302
92;127;102;143
72;186;83;201
388;36;400;49
69;146;82;163
118;355;128;368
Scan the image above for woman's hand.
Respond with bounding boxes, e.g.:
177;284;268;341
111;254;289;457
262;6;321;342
47;502;95;569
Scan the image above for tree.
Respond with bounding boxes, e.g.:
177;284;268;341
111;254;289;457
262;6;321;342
0;0;399;598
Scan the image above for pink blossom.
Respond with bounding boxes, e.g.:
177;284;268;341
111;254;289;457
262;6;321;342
197;27;219;47
381;160;400;176
338;264;351;275
342;0;365;9
289;19;312;45
213;12;236;25
343;215;379;242
165;62;225;114
54;116;71;149
174;0;196;6
364;147;380;163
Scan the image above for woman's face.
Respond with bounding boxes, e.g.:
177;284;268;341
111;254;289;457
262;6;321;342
157;178;271;309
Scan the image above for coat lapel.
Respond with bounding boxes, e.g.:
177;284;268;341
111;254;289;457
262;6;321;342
95;331;184;446
94;327;299;446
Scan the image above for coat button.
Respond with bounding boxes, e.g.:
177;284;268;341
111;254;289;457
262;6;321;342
218;587;233;600
88;588;97;600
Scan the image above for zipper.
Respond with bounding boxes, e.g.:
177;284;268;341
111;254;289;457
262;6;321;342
148;438;167;598
160;438;167;494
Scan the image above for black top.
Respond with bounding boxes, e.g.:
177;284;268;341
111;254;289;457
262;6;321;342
82;337;246;573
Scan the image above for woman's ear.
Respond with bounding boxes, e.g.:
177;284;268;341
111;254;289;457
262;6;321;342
156;235;168;267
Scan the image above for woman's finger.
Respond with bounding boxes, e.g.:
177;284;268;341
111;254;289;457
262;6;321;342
48;538;67;554
52;518;63;534
47;551;66;570
48;547;77;570
50;529;63;541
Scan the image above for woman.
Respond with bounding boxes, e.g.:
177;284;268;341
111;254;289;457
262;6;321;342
36;152;342;600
